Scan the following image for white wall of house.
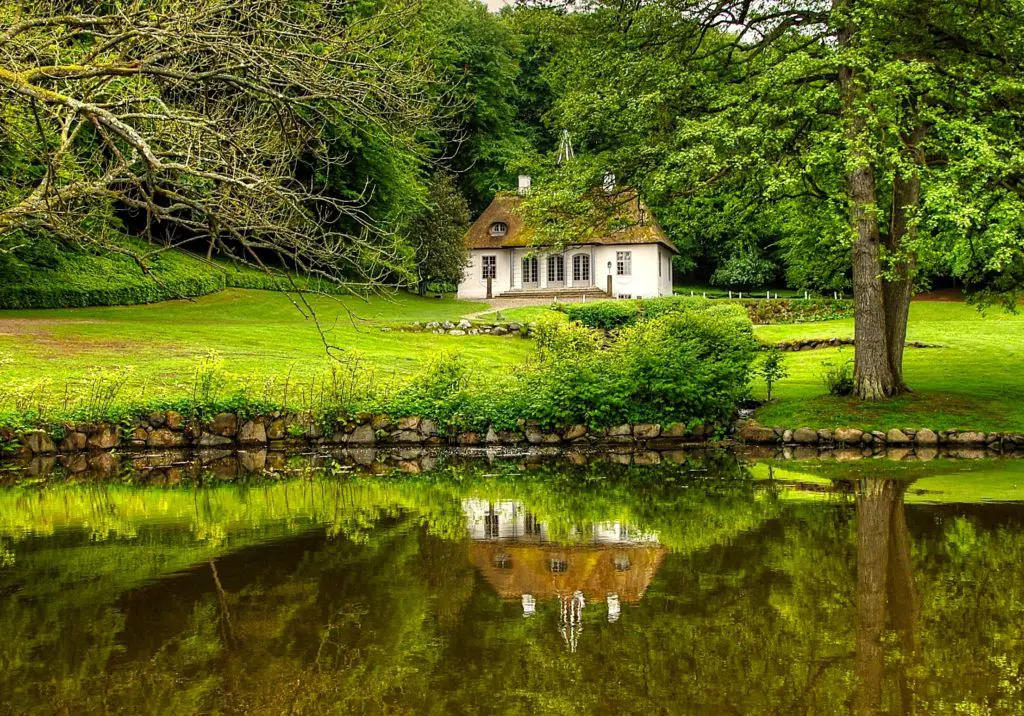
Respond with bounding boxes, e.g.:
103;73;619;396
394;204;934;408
459;249;514;299
659;246;674;296
591;244;672;299
457;244;672;299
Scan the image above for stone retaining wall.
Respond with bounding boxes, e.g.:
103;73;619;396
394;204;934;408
736;420;1024;452
9;412;1023;462
391;319;536;338
5;411;714;458
770;338;940;352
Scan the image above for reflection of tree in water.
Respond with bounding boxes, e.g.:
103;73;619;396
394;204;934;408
3;461;1024;713
853;478;918;715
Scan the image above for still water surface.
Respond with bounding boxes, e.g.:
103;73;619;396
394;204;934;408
1;452;1023;714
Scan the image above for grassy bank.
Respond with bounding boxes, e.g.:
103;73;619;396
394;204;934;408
752;301;1024;432
2;288;1022;435
0;289;532;413
466;297;1024;433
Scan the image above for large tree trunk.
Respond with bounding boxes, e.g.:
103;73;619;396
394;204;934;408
849;167;899;400
883;175;919;389
838;9;899;400
883;127;926;389
836;2;920;400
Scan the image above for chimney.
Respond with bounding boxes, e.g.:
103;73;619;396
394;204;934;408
518;174;532;196
603;172;616;194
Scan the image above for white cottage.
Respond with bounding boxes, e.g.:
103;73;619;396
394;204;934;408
457;183;676;301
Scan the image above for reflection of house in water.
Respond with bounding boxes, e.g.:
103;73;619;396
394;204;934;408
462;499;666;651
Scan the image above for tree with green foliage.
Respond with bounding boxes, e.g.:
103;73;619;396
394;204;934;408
412;173;471;295
427;0;537;210
757;348;789;402
710;247;778;291
523;0;1024;401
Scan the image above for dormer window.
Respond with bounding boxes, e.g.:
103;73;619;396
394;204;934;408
489;221;508;237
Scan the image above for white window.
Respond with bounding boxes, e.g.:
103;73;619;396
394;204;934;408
481;255;497;279
572;254;591;282
489;221;508;237
616;251;632;276
547;255;564;282
617;294;633;300
522;256;539;283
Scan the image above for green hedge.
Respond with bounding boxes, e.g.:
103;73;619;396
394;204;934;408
559;296;854;328
519;304;757;429
0;237;342;309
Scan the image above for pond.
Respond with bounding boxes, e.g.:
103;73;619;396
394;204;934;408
1;449;1023;714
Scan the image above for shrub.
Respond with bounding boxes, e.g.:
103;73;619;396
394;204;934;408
382;353;513;433
709;249;778;290
739;298;854;325
560;295;853;330
559;299;641;330
820;355;855;396
521;304;757;429
616;307;757;426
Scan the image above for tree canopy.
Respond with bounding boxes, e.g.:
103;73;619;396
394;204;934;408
513;0;1024;398
3;0;1023;401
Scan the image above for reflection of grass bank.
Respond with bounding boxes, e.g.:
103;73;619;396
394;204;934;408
750;458;1024;503
0;453;770;555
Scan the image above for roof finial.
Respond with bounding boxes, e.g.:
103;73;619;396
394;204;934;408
557;129;575;164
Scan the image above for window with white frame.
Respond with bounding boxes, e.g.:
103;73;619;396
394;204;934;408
481;255;497;279
616;251;632;276
547;255;565;282
572;254;590;282
522;256;539;283
489;221;508;237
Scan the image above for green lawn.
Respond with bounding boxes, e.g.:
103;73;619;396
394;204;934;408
0;289;531;407
473;304;564;324
752;300;1024;432
2;290;1021;433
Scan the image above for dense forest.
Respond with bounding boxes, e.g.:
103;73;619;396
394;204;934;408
2;0;1024;398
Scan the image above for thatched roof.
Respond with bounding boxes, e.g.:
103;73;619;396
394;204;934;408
465;191;678;253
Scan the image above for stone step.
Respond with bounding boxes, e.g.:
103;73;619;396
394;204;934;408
498;287;609;299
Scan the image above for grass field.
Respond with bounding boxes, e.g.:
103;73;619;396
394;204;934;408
1;288;1021;433
0;289;532;407
752;300;1024;432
